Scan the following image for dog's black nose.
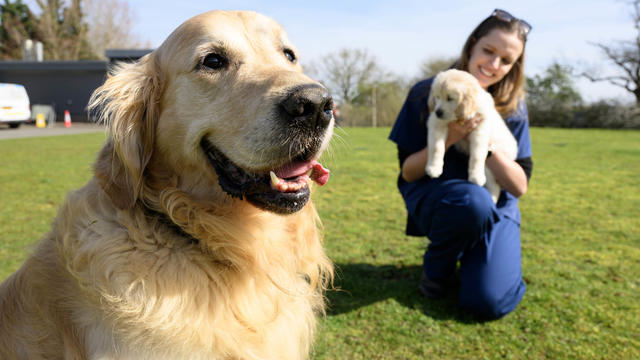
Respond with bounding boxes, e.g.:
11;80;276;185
280;84;333;130
435;109;444;118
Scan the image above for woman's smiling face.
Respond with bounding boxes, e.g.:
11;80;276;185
467;28;524;89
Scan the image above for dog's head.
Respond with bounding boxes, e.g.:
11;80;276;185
90;10;334;215
428;69;480;123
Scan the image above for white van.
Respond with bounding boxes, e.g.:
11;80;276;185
0;83;31;128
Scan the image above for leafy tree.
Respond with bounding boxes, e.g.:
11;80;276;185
1;0;146;60
526;62;583;127
0;0;38;59
583;0;640;104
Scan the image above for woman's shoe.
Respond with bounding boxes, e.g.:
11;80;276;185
418;270;446;299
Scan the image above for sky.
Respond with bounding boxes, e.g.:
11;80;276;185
50;0;640;103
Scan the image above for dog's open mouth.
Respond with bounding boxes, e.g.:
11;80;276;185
201;138;329;214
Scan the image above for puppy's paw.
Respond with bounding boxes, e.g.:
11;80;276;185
426;164;443;178
469;172;486;186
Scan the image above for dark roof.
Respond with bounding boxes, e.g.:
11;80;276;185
105;49;154;62
0;61;107;71
0;49;154;71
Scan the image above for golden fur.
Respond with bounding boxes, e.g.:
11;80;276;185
426;69;517;202
0;10;334;359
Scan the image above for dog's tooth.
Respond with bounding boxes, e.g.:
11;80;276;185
270;171;280;188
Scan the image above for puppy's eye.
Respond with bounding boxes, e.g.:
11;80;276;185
447;96;453;102
202;53;227;70
283;48;296;63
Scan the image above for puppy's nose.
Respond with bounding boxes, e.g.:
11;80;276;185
280;84;333;130
435;109;444;118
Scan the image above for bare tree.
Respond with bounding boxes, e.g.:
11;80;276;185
418;56;458;79
35;0;95;59
310;48;383;104
583;0;640;104
84;0;149;59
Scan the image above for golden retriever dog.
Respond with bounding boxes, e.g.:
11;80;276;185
0;10;335;360
426;69;517;203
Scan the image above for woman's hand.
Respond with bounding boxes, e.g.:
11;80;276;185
401;115;484;182
447;114;483;145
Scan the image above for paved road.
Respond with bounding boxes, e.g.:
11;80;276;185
0;122;105;140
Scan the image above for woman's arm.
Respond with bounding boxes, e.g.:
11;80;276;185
486;103;532;198
401;147;429;182
485;146;528;197
404;140;528;197
402;117;529;198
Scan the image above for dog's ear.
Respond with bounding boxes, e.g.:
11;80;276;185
90;54;162;209
428;73;442;112
427;91;435;113
455;84;478;120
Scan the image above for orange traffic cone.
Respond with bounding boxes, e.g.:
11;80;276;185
64;110;72;128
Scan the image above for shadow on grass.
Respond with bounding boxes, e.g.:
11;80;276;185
327;263;488;324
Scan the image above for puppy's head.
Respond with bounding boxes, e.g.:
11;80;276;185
91;10;334;215
428;69;479;123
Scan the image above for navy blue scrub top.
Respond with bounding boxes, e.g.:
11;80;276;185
389;77;533;235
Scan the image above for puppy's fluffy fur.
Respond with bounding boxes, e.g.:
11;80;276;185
0;11;335;360
426;69;517;202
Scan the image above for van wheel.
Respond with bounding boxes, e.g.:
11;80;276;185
8;123;20;128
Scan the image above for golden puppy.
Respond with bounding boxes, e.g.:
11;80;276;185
426;69;517;202
0;10;335;360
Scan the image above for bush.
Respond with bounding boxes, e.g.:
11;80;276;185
527;99;640;129
573;101;640;129
527;102;575;128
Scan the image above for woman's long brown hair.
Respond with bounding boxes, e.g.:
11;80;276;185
455;16;528;116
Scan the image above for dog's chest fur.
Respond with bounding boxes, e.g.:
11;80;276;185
1;181;324;360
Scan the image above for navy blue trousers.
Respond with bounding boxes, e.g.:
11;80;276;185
413;179;526;319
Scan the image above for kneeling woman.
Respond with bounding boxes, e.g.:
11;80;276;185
389;9;534;319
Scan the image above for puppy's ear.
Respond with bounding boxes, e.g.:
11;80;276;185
90;54;162;209
428;92;435;113
455;85;478;120
428;73;442;112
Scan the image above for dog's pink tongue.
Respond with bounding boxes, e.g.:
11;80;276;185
310;163;330;186
274;161;330;186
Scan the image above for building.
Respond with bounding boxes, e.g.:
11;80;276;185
0;49;153;123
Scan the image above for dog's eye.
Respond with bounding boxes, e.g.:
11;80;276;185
283;48;296;63
447;96;453;102
202;53;227;70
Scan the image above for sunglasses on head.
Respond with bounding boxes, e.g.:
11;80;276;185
491;9;532;36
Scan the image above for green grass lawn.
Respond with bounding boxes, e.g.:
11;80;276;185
1;127;639;359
